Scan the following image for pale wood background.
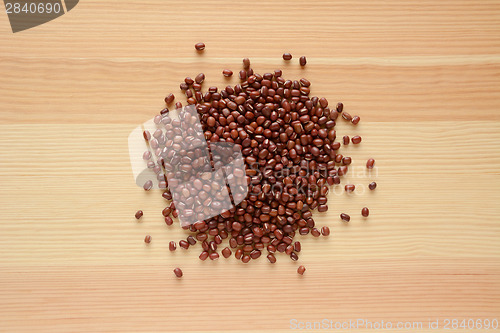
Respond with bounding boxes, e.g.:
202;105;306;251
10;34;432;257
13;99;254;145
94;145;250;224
1;0;500;332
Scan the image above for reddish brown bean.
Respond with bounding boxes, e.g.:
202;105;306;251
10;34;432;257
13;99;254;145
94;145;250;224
169;241;176;251
179;240;189;249
352;135;362;144
311;228;321;237
144;235;152;243
340;213;351;222
299;56;307;66
321;226;330;236
143;180;153;191
222;247;232;258
164;93;175;104
345;184;355;192
239;70;247;80
366;158;375;169
135;210;143;219
222;69;233;77
187;236;196;245
243;58;251;69
336;102;343;113
369;182;377;190
362;207;370;217
297;265;306;275
267;254;276;263
195;73;205;84
283;53;292;60
195;42;205;51
351;116;360;125
173;267;183;277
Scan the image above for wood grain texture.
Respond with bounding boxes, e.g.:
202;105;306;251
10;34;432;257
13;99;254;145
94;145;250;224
0;0;499;332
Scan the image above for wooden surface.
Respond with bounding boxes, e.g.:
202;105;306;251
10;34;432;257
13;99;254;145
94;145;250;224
1;0;500;332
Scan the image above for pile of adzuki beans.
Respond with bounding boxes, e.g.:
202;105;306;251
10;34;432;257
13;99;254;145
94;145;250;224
138;44;376;277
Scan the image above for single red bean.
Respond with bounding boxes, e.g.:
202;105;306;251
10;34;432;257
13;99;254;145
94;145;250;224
209;252;219;260
195;73;205;84
342;112;352;121
169;241;176;251
199;251;209;261
283;53;292;60
173;267;183;277
165;93;175;104
343;135;349;145
297;265;306;275
318;204;328;212
336;102;343;112
321;226;330;236
352;135;362;144
187;236;196;245
243;58;251;69
239;70;247;80
299;56;307;66
369;182;377;190
222;247;232;258
143;180;153;191
267;254;276;263
362;207;370;217
195;42;205;51
342;157;352;165
345;184;355;192
340;213;350;222
222;69;233;77
351;116;360;125
135;210;143;219
250;250;261;259
144;235;152;243
367;158;375;169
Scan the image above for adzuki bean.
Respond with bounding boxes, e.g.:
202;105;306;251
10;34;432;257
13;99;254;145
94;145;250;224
195;42;205;51
173;267;183;277
340;213;350;222
352;135;362;144
141;51;377;277
362;207;369;217
366;158;375;169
